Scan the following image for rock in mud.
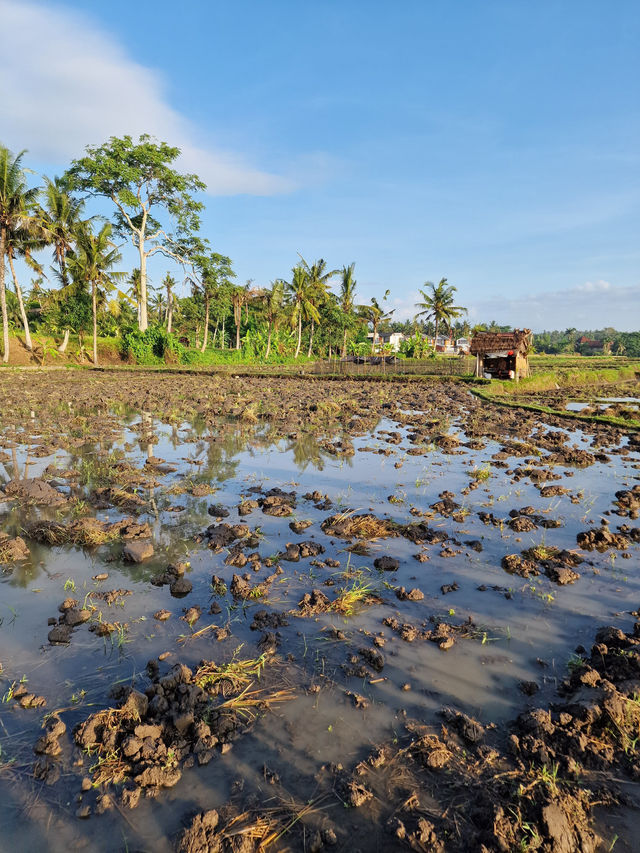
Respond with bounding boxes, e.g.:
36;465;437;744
374;555;399;571
170;577;193;597
64;608;91;626
123;539;154;563
208;503;230;517
48;624;73;644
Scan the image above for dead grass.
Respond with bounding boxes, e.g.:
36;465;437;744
25;519;118;547
321;510;397;540
194;653;267;695
89;751;129;786
213;685;296;720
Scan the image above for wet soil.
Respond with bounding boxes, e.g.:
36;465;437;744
0;369;639;851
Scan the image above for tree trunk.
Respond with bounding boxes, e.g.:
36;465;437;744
8;253;32;351
166;286;173;333
0;228;9;363
58;329;70;353
201;296;209;353
371;320;377;354
265;320;272;359
92;280;98;365
221;316;225;349
212;321;219;348
295;310;302;359
342;327;347;358
307;319;315;358
139;244;148;332
235;315;240;350
434;316;439;353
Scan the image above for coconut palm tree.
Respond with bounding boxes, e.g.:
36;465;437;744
339;262;357;356
162;273;177;332
4;222;47;352
66;222;123;365
39;176;86;352
297;256;337;357
359;292;394;353
190;254;235;352
286;265;313;359
128;268;142;326
0;145;42;359
415;278;466;349
259;279;286;359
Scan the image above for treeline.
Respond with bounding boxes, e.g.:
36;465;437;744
532;328;640;357
1;135;637;366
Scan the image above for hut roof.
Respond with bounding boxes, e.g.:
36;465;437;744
469;329;532;356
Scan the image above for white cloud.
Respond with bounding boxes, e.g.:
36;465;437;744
466;281;640;332
0;0;292;195
384;281;639;331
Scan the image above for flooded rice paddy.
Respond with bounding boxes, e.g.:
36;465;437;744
0;371;639;852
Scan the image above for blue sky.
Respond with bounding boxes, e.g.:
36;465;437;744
1;0;639;329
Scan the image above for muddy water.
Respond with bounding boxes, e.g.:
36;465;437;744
1;398;639;851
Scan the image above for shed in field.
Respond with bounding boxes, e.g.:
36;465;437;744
470;329;532;379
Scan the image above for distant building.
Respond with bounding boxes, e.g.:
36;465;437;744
577;336;607;354
367;331;406;352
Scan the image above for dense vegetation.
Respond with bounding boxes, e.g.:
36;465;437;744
1;136;637;366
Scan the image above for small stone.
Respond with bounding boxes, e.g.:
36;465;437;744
123;540;154;563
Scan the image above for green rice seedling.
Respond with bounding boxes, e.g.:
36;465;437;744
329;578;380;616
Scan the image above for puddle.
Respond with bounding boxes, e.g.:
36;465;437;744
1;372;639;851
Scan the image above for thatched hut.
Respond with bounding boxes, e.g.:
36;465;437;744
470;329;532;380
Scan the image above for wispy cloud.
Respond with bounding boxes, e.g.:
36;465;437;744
0;0;292;195
467;281;640;331
384;281;640;332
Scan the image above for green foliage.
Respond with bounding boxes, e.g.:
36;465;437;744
121;326;189;364
399;331;434;359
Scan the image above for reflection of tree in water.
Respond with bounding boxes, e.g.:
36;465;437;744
286;432;335;472
198;426;245;484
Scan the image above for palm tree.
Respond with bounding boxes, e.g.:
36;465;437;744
415;278;466;349
4;222;46;352
286;265;312;358
66;222;123;365
359;292;394;353
128;268;142;326
297;256;337;357
339;262;357;357
0;145;42;360
260;279;285;359
231;280;254;351
162;273;177;332
39;176;85;352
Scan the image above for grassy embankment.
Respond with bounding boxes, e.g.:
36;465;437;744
472;364;640;430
